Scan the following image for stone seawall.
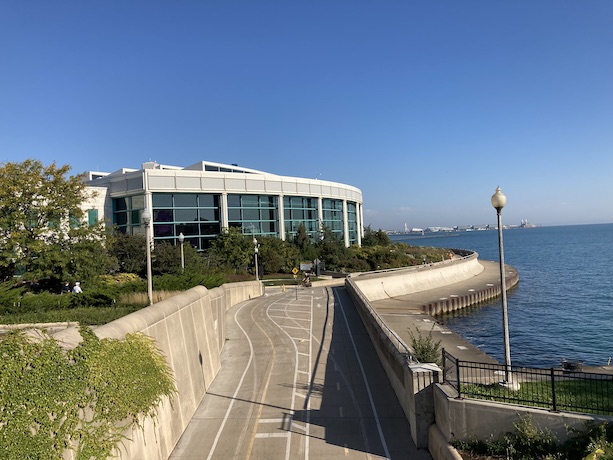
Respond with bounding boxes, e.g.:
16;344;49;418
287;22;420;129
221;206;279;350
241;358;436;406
422;264;519;316
352;253;483;303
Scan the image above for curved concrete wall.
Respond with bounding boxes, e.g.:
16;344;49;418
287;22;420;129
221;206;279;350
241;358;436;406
352;254;484;302
52;281;263;460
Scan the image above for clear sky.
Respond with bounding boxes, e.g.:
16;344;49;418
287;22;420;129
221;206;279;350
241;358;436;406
2;1;612;231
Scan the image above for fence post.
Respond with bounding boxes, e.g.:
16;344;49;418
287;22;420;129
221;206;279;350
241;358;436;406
550;368;557;412
456;355;462;398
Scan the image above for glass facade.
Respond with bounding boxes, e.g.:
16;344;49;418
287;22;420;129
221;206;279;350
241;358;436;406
284;196;319;239
347;202;358;245
112;192;359;248
322;198;344;239
113;193;221;250
112;195;145;234
151;193;221;249
227;194;278;236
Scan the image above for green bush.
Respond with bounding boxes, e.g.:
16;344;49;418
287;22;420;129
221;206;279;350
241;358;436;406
408;324;442;365
454;416;613;460
153;270;226;291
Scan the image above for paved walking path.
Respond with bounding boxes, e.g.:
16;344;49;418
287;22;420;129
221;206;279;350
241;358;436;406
371;260;613;374
170;285;432;460
370;260;507;365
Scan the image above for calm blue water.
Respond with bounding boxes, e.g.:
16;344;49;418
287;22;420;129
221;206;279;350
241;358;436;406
390;224;613;368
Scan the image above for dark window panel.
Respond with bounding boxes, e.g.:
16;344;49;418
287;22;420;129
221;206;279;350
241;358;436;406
153;194;173;207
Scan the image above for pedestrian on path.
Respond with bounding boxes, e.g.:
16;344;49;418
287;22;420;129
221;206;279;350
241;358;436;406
72;282;82;293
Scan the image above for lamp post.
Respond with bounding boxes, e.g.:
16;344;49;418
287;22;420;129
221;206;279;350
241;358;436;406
491;187;515;388
142;209;153;305
253;237;259;281
178;232;185;272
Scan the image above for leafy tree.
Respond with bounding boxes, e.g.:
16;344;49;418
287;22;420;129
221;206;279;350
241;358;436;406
151;240;204;275
315;226;349;271
290;223;318;262
258;236;300;274
209;227;253;272
111;231;147;275
0;160;108;288
362;225;391;247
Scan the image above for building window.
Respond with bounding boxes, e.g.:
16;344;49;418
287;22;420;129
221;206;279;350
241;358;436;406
88;209;99;226
112;196;144;234
151;193;222;250
347;202;358;245
227;194;278;236
284;196;320;239
322;198;344;239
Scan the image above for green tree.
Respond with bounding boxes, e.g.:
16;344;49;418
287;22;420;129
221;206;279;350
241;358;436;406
151;240;204;275
111;231;147;275
290;223;318;262
315;226;349;271
258;236;300;274
362;225;391;247
209;227;252;272
0;160;108;288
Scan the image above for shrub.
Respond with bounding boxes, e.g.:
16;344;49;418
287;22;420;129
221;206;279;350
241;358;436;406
408;324;442;365
454;416;613;460
153;270;226;291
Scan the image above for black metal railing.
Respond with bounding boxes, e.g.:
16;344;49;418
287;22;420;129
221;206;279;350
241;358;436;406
442;349;613;416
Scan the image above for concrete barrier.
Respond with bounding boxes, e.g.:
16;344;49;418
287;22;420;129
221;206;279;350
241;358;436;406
52;281;263;460
351;253;484;302
346;259;608;459
433;383;613;447
345;277;438;449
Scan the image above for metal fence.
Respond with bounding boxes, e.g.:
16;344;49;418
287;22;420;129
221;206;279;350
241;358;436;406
442;349;613;416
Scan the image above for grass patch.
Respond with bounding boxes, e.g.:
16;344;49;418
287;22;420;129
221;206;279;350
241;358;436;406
0;306;143;326
461;379;613;416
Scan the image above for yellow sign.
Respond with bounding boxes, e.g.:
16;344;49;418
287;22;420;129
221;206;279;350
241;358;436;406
292;267;299;275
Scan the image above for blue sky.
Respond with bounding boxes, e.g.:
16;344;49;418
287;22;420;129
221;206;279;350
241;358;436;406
2;1;612;231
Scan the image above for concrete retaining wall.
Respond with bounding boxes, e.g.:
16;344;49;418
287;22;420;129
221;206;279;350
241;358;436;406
351;254;484;302
346;260;609;460
433;383;612;446
52;281;263;460
345;277;439;449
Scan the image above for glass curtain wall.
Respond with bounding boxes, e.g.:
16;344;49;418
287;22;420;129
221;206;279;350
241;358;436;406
322;198;344;239
112;195;145;235
284;196;319;240
227;194;278;237
347;202;358;245
151;193;221;250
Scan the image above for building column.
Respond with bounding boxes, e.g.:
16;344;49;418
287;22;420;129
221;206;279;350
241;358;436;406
356;202;362;246
359;202;365;242
317;197;324;239
278;194;285;241
221;193;229;230
343;199;349;248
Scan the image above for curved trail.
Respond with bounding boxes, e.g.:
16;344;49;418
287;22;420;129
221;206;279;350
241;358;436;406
170;286;431;460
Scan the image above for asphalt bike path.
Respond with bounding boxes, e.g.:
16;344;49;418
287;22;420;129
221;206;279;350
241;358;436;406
170;285;431;460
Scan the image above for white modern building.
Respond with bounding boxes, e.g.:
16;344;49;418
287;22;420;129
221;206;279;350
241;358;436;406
85;161;363;249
